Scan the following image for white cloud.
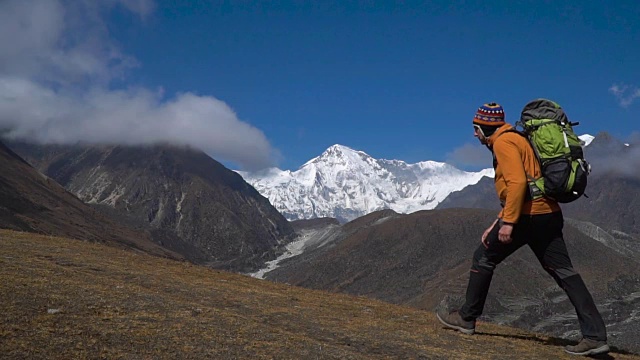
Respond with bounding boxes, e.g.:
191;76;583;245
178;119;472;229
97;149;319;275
109;0;156;18
0;0;277;171
609;84;640;108
627;131;640;145
591;146;640;179
445;142;492;169
584;132;640;180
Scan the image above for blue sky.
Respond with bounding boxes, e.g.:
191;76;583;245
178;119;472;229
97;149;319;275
1;1;639;171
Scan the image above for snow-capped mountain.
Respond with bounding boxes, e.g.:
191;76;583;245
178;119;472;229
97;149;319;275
579;134;594;146
238;144;493;222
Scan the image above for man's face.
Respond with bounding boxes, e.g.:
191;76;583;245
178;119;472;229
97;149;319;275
474;125;488;145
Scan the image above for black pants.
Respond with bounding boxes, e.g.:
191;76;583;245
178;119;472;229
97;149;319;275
458;212;607;341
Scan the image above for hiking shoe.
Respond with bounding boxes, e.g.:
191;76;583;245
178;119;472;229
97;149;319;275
565;338;610;356
436;309;475;335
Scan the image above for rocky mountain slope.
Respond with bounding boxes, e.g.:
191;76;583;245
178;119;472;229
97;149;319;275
7;142;296;272
0;141;179;259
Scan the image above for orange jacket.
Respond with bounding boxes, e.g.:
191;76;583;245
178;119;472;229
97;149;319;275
488;124;561;223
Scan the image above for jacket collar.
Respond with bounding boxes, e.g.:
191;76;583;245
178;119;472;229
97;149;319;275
487;123;514;148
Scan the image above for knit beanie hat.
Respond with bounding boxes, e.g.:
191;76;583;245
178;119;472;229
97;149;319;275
473;103;505;137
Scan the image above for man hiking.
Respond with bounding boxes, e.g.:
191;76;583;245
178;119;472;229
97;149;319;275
436;102;609;356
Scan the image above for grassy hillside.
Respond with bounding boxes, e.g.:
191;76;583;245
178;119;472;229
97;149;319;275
1;229;637;359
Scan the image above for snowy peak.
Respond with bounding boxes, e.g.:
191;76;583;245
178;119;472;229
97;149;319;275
307;144;375;169
239;134;603;223
579;134;595;147
239;144;493;223
319;144;362;160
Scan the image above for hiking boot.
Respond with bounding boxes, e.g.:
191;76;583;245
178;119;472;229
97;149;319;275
436;309;475;335
565;338;610;356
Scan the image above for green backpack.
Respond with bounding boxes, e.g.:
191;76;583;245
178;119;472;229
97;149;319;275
515;99;591;203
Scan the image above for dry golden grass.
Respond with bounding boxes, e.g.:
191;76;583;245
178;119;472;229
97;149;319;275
1;229;637;360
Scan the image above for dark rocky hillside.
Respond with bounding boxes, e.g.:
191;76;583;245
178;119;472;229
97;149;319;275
0;141;180;260
266;208;640;352
436;176;498;211
290;217;340;232
7;142;296;272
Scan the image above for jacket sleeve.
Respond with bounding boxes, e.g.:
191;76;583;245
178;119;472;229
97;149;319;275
493;135;527;223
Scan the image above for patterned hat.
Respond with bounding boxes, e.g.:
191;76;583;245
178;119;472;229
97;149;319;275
473;103;505;127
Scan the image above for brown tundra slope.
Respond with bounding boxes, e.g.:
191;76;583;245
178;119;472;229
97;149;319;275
1;229;638;360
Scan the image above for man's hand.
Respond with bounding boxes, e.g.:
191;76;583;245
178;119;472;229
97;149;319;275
481;218;499;247
498;223;513;244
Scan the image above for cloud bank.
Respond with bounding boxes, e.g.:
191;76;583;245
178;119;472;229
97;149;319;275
609;84;640;108
0;0;277;171
589;132;640;179
445;142;492;170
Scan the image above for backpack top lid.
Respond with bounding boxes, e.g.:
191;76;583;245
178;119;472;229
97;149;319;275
520;98;569;124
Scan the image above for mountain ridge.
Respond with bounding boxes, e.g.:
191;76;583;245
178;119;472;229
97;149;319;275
6;141;296;272
239;144;493;222
0;140;180;260
240;134;600;223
